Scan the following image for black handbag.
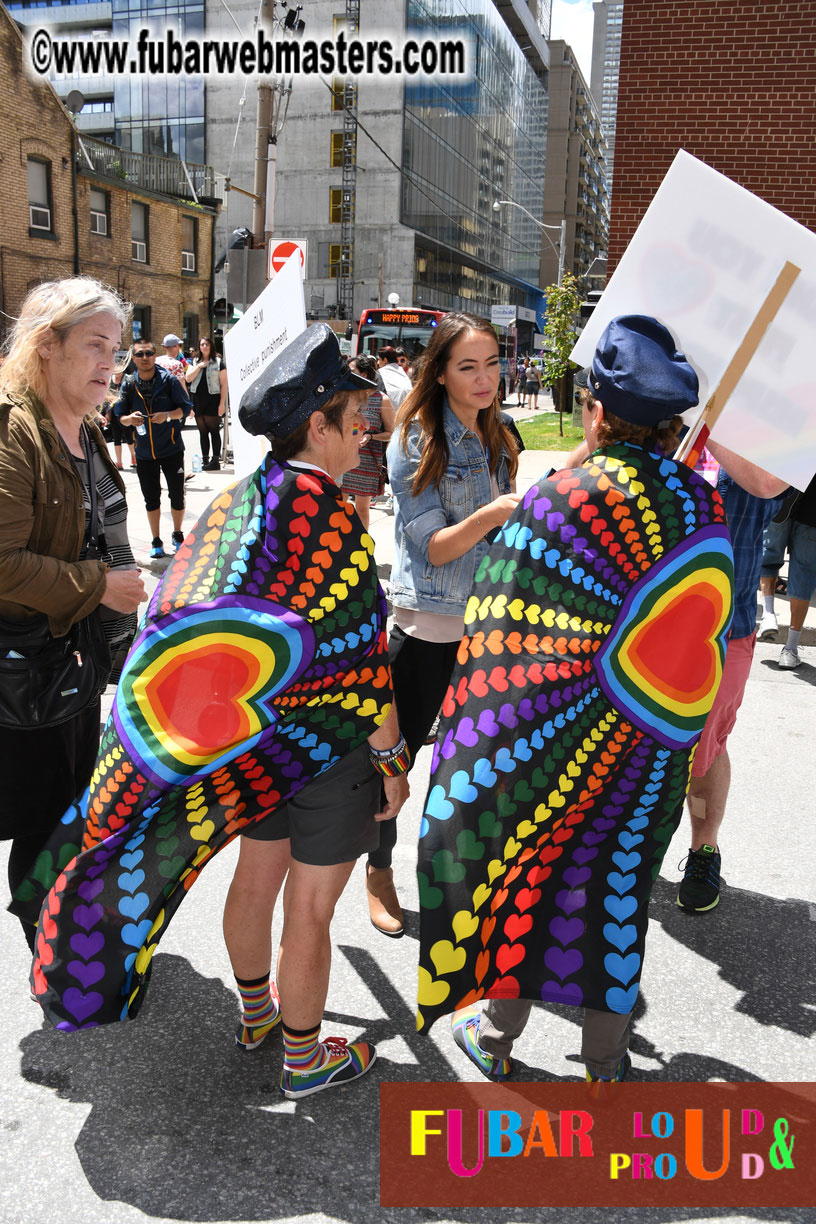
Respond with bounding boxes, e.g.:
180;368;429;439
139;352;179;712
0;424;112;729
0;610;110;729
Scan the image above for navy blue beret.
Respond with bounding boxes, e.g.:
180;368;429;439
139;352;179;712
239;323;376;440
590;315;699;426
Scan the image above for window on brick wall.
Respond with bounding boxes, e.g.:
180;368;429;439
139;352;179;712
131;201;148;263
90;188;109;236
181;215;197;274
132;305;151;342
27;158;53;235
182;312;198;350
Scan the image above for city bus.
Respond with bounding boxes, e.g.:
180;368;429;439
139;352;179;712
354;307;445;361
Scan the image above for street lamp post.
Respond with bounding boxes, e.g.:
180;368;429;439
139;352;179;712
492;199;567;286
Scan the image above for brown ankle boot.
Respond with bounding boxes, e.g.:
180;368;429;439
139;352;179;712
366;864;404;937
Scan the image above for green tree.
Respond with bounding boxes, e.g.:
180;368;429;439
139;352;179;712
541;273;581;434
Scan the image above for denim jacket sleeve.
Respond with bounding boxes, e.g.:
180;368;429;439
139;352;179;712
387;425;449;560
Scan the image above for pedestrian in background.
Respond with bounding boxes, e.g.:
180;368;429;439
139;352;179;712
185;336;227;471
157;333;188;385
341;353;395;529
115;339;192;558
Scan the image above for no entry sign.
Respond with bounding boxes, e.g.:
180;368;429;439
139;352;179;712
268;239;307;279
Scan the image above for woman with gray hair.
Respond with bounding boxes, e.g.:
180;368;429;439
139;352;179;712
0;276;146;951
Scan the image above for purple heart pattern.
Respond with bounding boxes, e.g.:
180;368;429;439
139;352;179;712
417;445;734;1031
16;461;393;1031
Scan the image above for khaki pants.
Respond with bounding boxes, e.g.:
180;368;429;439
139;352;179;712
479;997;632;1079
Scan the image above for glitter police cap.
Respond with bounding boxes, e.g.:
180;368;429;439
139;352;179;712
590;315;699;426
238;323;378;440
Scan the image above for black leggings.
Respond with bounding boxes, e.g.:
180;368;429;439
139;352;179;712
368;627;460;870
2;701;101;951
136;453;186;512
196;414;222;463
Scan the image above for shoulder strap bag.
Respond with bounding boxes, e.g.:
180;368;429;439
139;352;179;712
0;425;112;729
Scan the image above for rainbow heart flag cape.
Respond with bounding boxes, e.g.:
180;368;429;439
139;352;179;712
416;445;734;1031
15;459;392;1030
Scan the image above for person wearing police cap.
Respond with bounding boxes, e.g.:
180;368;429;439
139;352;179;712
20;324;409;1101
415;315;736;1085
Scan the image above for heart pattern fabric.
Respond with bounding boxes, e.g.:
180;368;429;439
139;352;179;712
16;460;392;1030
417;445;734;1032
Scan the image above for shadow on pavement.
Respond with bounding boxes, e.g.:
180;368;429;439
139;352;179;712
17;936;813;1223
650;875;816;1038
758;656;816;686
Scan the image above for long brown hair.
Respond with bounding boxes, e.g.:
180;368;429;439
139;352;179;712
397;311;519;494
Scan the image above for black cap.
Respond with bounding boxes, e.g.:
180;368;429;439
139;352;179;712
590;315;699;427
239;323;376;440
573;365;591;389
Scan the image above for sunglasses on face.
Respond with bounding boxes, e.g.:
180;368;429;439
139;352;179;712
134;350;155;358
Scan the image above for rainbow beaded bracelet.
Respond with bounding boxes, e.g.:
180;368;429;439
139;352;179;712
369;735;412;777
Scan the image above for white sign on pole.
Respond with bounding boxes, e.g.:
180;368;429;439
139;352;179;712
571;150;816;491
224;253;307;479
491;304;517;327
268;239;308;280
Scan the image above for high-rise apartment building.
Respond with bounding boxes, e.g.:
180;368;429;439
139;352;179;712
542;39;607;288
590;0;622;184
208;0;552;333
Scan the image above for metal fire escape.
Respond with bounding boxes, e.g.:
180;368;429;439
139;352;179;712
338;0;358;319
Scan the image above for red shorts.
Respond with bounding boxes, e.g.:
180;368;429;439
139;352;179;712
691;632;756;777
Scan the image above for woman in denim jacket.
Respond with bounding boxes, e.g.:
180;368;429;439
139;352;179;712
365;312;521;935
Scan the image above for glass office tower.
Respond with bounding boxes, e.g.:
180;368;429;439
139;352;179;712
403;0;548;312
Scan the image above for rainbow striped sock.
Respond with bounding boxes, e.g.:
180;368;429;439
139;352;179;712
282;1022;324;1072
236;974;279;1030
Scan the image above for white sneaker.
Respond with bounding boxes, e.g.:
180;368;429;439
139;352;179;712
757;611;778;641
778;645;801;669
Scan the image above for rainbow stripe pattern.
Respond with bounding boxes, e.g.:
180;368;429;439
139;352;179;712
17;459;393;1031
416;445;733;1033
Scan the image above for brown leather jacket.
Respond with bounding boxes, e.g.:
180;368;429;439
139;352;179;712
0;389;125;636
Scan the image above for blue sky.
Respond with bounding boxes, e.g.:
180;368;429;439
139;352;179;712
550;0;595;82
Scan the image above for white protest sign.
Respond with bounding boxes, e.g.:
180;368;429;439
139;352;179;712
571;151;816;491
224;254;306;479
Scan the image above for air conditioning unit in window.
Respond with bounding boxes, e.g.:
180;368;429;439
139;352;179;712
182;250;195;272
30;205;51;231
132;239;146;262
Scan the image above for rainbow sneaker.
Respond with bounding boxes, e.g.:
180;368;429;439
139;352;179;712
280;1037;376;1098
585;1052;631;1095
451;1006;511;1082
235;993;282;1051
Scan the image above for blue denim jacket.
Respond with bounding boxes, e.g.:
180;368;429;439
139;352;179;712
387;399;512;616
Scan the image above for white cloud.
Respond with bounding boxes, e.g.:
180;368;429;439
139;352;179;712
550;0;595;83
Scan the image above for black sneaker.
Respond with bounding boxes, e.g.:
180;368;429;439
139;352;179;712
171;531;185;554
150;537;165;559
677;844;721;912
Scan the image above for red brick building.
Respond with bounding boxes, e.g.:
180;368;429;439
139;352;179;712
608;0;816;272
0;2;219;349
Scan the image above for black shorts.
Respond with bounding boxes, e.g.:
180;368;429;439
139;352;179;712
136;453;186;512
242;743;381;865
